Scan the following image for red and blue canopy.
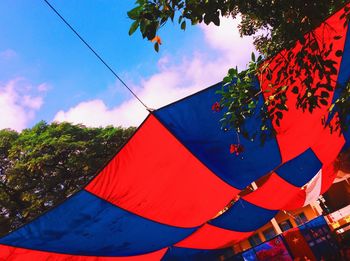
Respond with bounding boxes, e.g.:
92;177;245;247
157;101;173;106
1;3;350;260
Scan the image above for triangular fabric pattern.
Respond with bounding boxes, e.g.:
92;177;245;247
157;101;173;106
1;3;350;260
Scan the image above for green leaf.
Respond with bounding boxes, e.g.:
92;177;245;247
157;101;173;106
154;42;159;52
320;99;328;106
320;91;330;98
212;15;220;26
248;101;256;109
276;104;287;111
276;118;280;127
335;50;343;57
128;21;139;35
291;86;299;94
228;68;237;77
181;21;186;30
127;6;141;20
223;76;232;83
266;71;272;81
251;52;256;62
203;14;211;25
276;111;283;119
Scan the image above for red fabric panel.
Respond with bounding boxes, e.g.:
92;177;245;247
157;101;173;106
284;162;338;209
174;224;252;249
259;6;348;163
86;115;238;228
283;228;316;261
243;173;304;210
0;245;167;261
320;162;338;194
311;114;345;165
283;190;307;210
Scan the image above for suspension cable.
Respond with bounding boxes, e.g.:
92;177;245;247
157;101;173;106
43;0;149;110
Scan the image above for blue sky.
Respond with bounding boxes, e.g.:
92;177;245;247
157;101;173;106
0;0;254;130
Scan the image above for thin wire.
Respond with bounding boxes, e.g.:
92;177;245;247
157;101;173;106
43;0;149;110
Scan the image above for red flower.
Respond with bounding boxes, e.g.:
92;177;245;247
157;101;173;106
230;144;244;155
211;101;221;112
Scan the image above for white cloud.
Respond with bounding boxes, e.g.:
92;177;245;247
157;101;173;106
53;17;255;127
0;79;46;131
37;83;50;93
54;99;147;128
200;16;256;69
0;49;17;60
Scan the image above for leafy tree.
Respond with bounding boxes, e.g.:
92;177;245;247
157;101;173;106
128;1;347;54
128;1;350;142
0;122;135;236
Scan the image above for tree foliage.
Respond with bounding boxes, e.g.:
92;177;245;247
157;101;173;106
0;122;135;236
128;0;348;55
128;1;350;142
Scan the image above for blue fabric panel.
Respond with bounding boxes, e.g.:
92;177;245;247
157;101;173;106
327;26;350;124
155;83;281;189
0;190;196;256
337;26;350;88
337;26;350;147
275;148;322;187
209;199;277;232
162;246;234;261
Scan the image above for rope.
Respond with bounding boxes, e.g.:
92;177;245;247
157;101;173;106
43;0;149;110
